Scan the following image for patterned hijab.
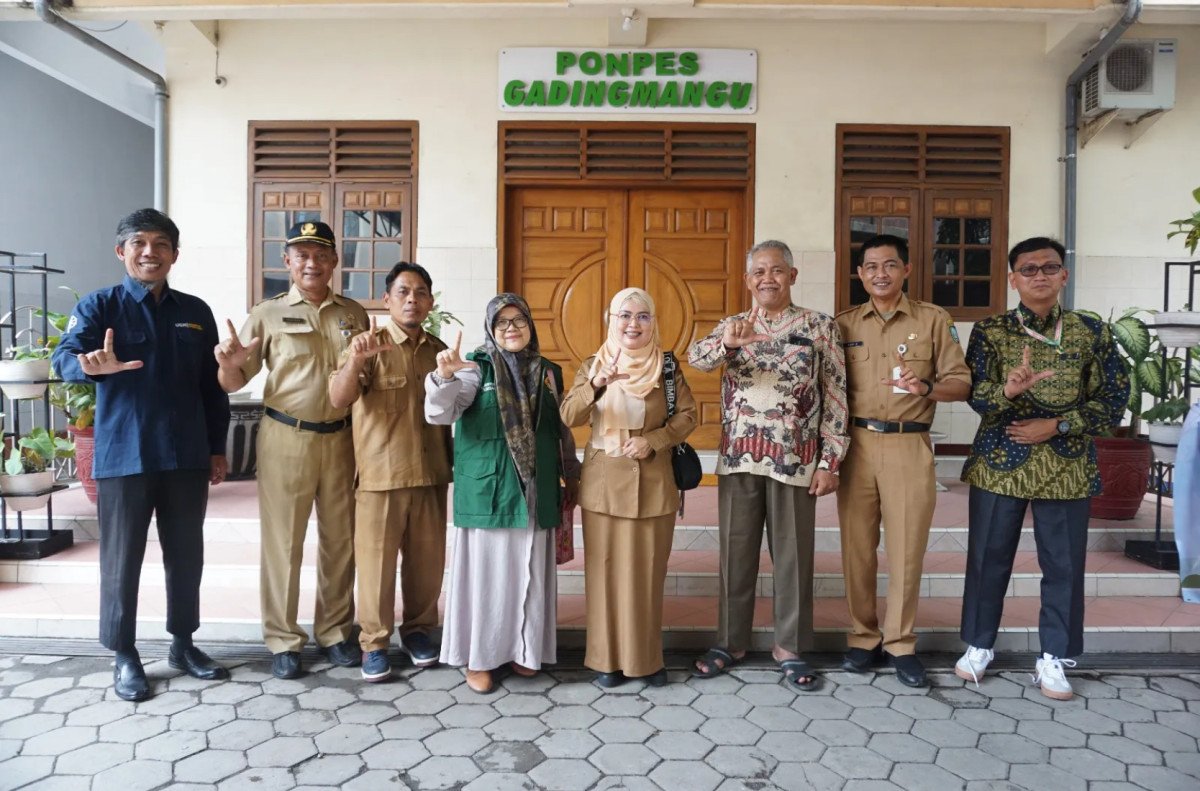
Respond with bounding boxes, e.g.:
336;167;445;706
482;293;542;490
587;288;664;456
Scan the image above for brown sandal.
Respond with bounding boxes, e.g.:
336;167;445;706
509;662;537;677
466;669;495;694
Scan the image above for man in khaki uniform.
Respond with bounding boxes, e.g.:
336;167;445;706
835;234;970;687
329;262;452;682
215;221;367;679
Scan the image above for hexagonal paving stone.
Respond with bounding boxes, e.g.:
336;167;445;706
646;731;715;760
425;727;490;757
643;704;706;732
173;749;248;783
748;705;811;732
951;709;1017;734
170;703;236;732
314;722;383;754
199;682;262;706
820;745;893;780
890;762;970;791
10;775;94;791
10;676;75;698
866;733;937;763
1089;734;1162;765
293;754;365;786
591;716;655;744
91;759;173;791
234;693;295;721
395;690;456;715
772;761;846;791
848;707;913;734
246;735;318;768
361;738;430;771
135;691;198;716
484;715;548;742
500;673;556;694
1087;698;1156;723
693;694;753;720
338;702;398;725
295;686;356;710
21;726;95;756
791;694;853;720
217;767;296;791
1052;707;1121;735
590;743;659;775
651;759;724;791
207;718;276;750
705;744;779;778
541;704;602;730
409;667;466;690
98;713;170;744
935;747;1009;780
805;719;869;747
473;741;546;773
1009;763;1087;791
66;701;133;728
640;681;700;707
39;687;105;713
536;729;602;759
438;702;500;728
833;684;894;709
0;712;63;739
462;772;537;791
1016;719;1087;747
380;714;443;740
493;693;552;717
1050;747;1131;781
528;757;601;791
0;697;35;723
1150;677;1200;700
134;729;207;762
0;756;55;788
547;682;603;706
55;741;132;774
990;697;1054;721
889;694;952;720
737;683;797;707
407;756;483;789
592;695;652;718
756;731;826;764
699;718;764;746
1164;752;1200;781
978;732;1049;764
1125;721;1198;752
274;708;338;736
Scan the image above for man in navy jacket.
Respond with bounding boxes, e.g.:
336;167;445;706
52;209;230;701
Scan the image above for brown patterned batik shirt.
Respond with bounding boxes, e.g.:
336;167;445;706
689;304;849;488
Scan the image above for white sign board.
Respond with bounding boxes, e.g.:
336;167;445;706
499;48;757;115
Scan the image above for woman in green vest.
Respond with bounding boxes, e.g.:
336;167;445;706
425;293;580;694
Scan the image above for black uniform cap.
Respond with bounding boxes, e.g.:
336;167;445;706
286;221;336;249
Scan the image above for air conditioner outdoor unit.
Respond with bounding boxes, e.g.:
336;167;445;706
1081;38;1176;120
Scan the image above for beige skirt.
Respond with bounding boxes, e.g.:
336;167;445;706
581;510;676;677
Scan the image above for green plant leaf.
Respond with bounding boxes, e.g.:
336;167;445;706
1113;315;1151;362
1137;358;1166;398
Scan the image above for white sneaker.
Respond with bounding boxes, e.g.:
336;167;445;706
954;646;994;686
1033;654;1077;700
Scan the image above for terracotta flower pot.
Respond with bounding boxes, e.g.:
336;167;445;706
68;425;98;504
1090;437;1152;520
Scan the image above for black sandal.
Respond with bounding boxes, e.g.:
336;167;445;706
691;647;739;679
779;658;819;691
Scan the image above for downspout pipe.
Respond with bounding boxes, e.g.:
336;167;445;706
34;0;168;212
1063;0;1141;309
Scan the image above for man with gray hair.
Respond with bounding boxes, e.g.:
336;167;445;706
688;240;849;690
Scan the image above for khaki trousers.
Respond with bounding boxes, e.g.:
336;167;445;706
257;416;357;654
836;427;936;655
582;511;675;677
716;472;816;654
355;485;448;652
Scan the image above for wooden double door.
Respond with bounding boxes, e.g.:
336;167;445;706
503;187;748;449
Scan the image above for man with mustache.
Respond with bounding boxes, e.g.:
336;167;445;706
215;221;367;679
835;234;970;687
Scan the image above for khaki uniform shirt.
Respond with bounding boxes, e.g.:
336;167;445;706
334;322;453;491
238;285;368;422
836;294;970;424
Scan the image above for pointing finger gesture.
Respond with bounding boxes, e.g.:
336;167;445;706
436;330;478;379
722;305;771;349
1003;344;1056;400
882;349;925;395
591;349;631;389
214;318;260;369
78;328;144;376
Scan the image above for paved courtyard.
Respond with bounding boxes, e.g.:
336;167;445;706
1;648;1199;791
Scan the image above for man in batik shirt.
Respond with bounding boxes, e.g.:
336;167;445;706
688;240;849;692
956;237;1128;701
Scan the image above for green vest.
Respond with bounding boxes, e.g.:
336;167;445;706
451;353;564;529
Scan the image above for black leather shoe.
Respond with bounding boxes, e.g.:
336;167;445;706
272;651;302;679
321;639;362;668
887;652;928;688
644;669;668;687
842;644;885;673
113;656;151;702
168;645;230;681
595;671;625;688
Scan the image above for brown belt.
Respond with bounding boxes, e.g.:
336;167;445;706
852;417;931;434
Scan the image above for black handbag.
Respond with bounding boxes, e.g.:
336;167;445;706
662;352;702;491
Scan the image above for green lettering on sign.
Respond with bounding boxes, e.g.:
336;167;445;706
547;81;570;106
655;51;676;76
504;80;526;105
579;51;603;76
629;82;659;107
524;81;546;106
705;81;728;108
678;51;700;77
632;52;654;76
555;52;576;75
609;81;630;107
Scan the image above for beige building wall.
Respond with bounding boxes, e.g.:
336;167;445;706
158;17;1199;442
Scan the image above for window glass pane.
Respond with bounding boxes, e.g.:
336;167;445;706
291;210;322;225
263;271;290;299
932;279;959;307
376;211;403;238
263;242;285;266
263;211;287;238
343;210;373;239
342;241;371;269
849;278;869;305
850;217;878;244
964;218;991;245
963;280;991;307
933;249;959;276
343;272;370;300
964;249;991;276
849;245;863;273
880;217;909;238
374;272;389;299
933;218;960;245
375;242;403;268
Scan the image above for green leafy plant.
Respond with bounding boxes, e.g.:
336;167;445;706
1167;186;1200;256
422;292;463;338
3;427;74;476
39;288;96;428
1138;352;1200;425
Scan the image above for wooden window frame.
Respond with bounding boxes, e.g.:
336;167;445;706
246;120;418;310
835;123;1010;321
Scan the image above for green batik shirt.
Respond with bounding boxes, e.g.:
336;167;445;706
961;303;1129;500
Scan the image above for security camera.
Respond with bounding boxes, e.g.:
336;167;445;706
214;76;228;87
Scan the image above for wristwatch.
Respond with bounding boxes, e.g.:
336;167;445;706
920;378;934;398
1056;419;1071;435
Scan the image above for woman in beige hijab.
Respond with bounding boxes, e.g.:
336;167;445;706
561;287;698;687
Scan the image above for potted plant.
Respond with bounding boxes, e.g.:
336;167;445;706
39;294;100;503
1159;187;1200;346
1141;350;1200;465
1;427;74;511
0;345;52;400
422;292;463;338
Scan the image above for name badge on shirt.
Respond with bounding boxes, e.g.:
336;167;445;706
174;322;203;332
786;335;813;347
843;341;864;348
282;317;307;324
482;383;496;393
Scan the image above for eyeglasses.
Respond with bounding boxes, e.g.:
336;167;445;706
1016;263;1064;278
860;262;905;275
613;311;653;324
494;317;529;331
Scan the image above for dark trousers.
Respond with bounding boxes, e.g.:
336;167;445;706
960;486;1090;658
97;470;210;651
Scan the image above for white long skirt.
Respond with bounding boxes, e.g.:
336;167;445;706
438;514;557;672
